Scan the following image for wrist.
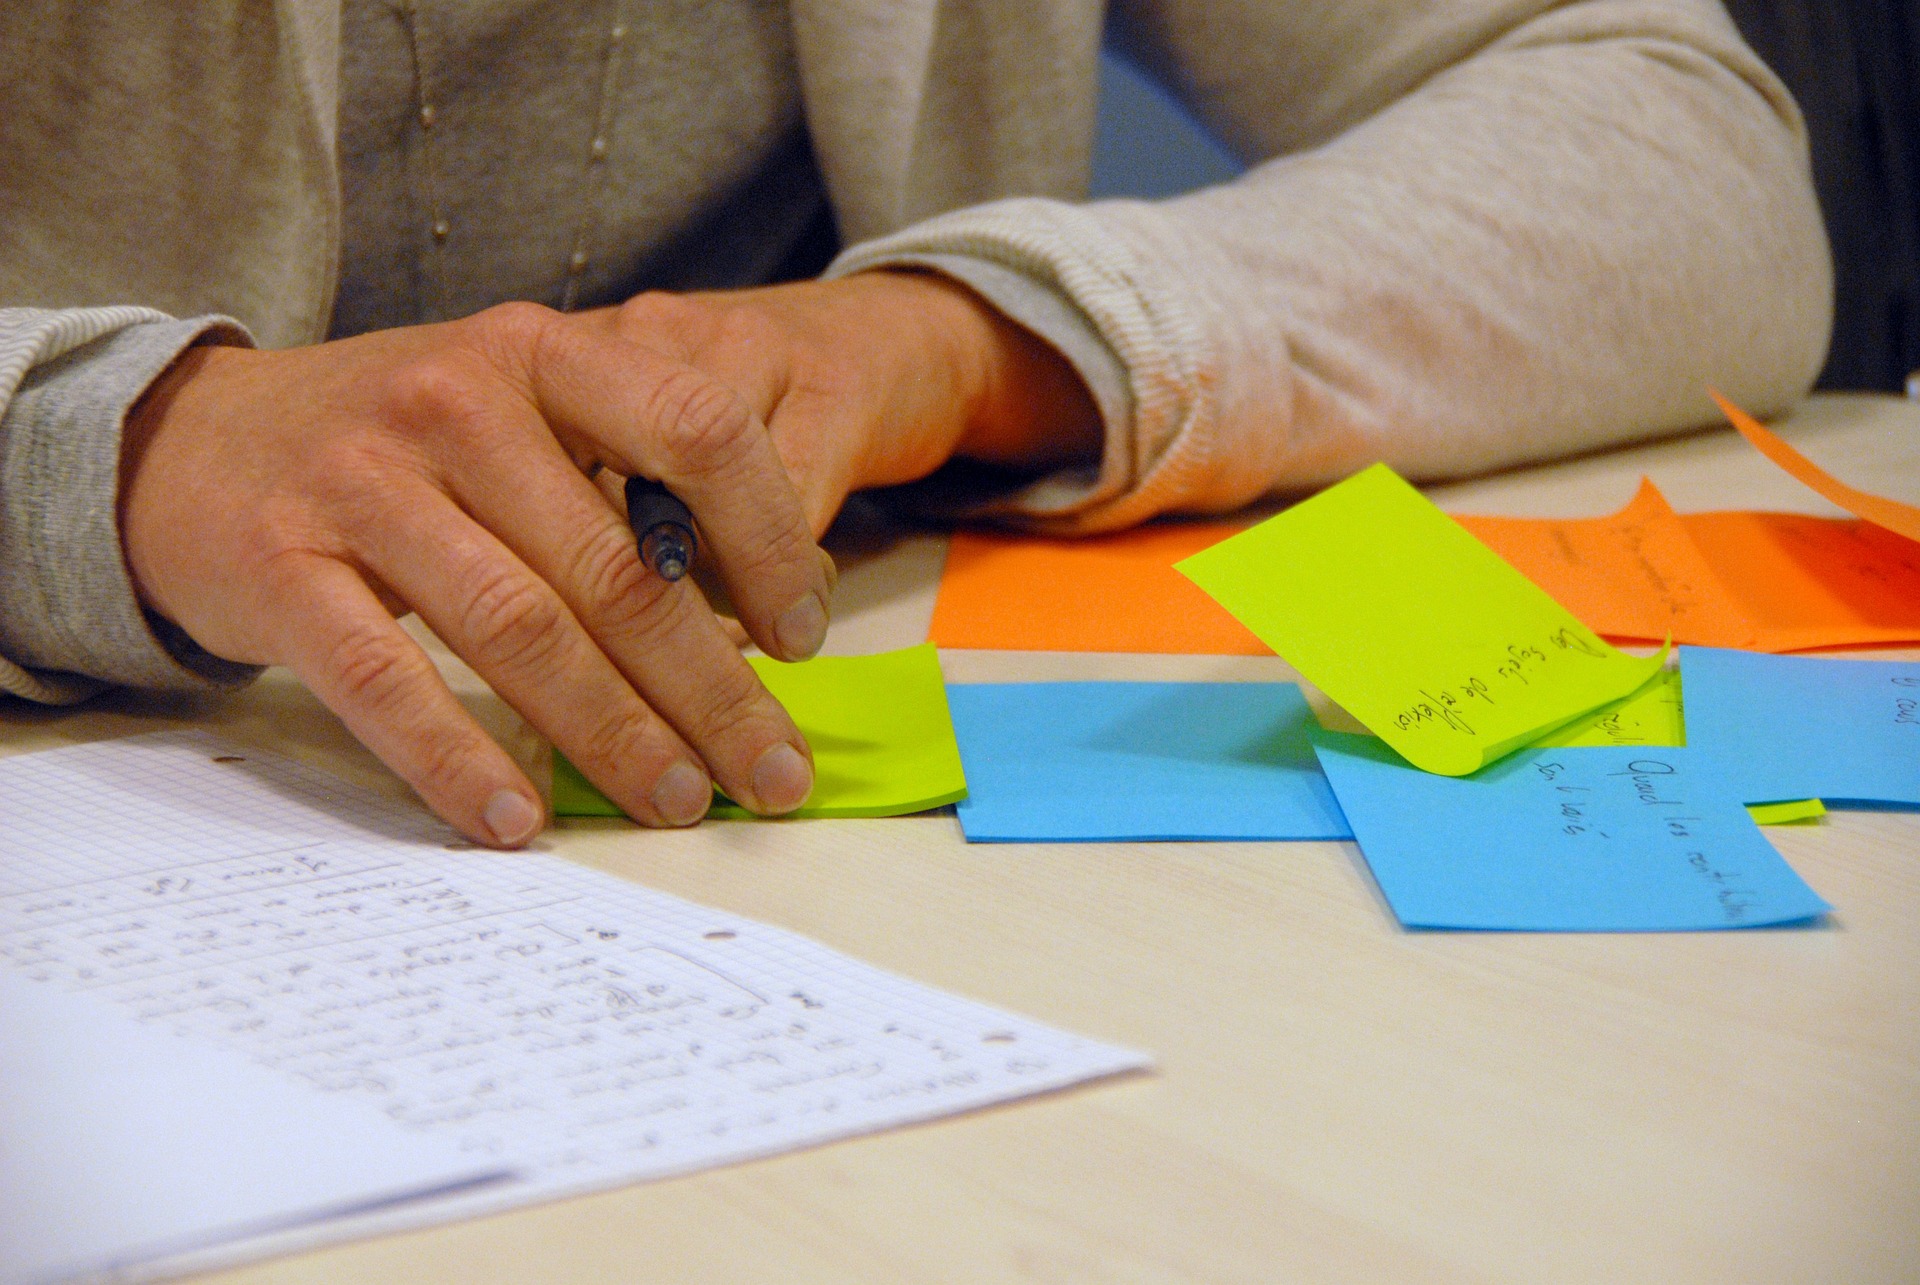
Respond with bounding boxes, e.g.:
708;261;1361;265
865;269;1103;473
119;342;240;622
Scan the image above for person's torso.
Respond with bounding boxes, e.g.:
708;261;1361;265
329;0;838;336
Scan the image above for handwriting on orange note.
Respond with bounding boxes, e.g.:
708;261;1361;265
1458;479;1920;653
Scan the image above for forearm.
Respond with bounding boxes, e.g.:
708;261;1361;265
832;0;1830;530
1104;0;1832;494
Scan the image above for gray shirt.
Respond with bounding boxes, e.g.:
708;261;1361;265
0;0;1833;702
330;0;837;331
0;0;1124;697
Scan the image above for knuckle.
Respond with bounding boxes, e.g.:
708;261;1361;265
459;566;572;676
411;719;492;799
569;522;675;629
570;702;665;784
471;300;559;353
616;290;695;336
734;520;820;590
642;368;756;474
252;533;325;605
382;352;488;428
249;496;326;562
604;583;690;659
325;621;428;714
689;663;774;747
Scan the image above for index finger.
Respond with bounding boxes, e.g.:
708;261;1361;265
520;318;834;664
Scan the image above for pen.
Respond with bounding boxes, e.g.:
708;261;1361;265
625;475;698;582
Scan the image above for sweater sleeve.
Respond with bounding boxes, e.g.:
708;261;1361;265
0;307;261;704
827;0;1831;532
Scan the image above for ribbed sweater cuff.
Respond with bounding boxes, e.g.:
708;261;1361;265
0;312;262;698
828;197;1211;533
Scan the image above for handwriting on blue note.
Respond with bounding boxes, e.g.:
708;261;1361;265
1308;732;1829;931
947;682;1352;843
1680;647;1920;808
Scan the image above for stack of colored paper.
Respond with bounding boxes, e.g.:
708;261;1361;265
557;396;1917;937
1175;464;1668;777
1161;457;1920;930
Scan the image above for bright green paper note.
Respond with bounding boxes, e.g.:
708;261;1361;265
552;643;968;820
1745;798;1826;825
1176;464;1668;776
1535;668;1685;749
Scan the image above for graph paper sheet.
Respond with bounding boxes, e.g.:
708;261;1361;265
0;732;1147;1280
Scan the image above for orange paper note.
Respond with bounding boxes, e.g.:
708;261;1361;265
1459;481;1753;646
1713;390;1920;543
1459;480;1920;652
929;523;1269;654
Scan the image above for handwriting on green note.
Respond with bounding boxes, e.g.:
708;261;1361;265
1527;668;1819;824
1535;668;1685;749
1176;464;1668;776
553;644;967;820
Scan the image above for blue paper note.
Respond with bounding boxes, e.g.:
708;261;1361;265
1309;732;1830;931
947;682;1352;843
1680;646;1920;807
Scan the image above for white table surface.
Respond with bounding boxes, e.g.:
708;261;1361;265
5;392;1916;1285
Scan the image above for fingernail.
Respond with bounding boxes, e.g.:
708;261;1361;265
774;591;827;660
817;547;839;593
751;742;812;814
483;789;542;846
651;761;712;827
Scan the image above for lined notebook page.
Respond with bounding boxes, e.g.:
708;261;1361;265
0;732;1146;1278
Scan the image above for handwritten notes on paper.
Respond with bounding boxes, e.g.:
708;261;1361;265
554;645;967;819
1309;733;1830;931
1458;479;1920;651
1176;464;1667;776
1;971;508;1284
1680;647;1920;807
946;682;1351;843
1459;480;1750;646
0;732;1146;1267
1713;390;1920;543
929;524;1267;655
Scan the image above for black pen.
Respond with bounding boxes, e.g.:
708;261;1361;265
625;475;698;582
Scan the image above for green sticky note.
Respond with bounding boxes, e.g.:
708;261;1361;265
1536;668;1685;748
552;749;626;817
552;643;967;820
1745;797;1826;826
1177;464;1668;776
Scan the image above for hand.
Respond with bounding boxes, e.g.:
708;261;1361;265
121;304;836;845
593;271;1103;537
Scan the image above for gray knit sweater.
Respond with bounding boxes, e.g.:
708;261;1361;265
0;0;1833;702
